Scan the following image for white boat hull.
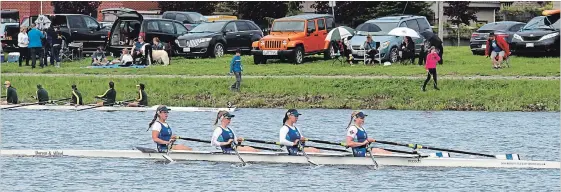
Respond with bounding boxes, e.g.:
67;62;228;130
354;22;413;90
0;105;236;112
1;149;558;169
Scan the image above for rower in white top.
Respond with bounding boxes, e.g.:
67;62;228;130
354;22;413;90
279;109;320;155
345;111;391;157
211;110;258;153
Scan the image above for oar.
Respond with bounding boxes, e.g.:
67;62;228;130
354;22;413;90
76;99;135;111
162;140;175;163
231;141;247;167
240;145;283;152
177;136;281;152
366;144;379;169
297;141;318;166
242;138;281;145
2;98;71;110
374;140;516;159
306;139;347;147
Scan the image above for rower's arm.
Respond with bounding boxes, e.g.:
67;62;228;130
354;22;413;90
345;126;366;147
211;128;229;147
137;90;142;101
72;90;80;105
152;130;169;145
279;126;295;146
97;89;109;98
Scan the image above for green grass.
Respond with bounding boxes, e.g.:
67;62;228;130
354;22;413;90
2;46;559;77
2;75;558;112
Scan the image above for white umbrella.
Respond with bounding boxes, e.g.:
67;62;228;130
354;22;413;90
34;15;51;30
325;26;355;41
388;27;419;38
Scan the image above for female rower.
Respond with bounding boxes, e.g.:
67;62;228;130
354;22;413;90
149;105;192;152
211;111;258;153
279;109;320;155
345;111;390;157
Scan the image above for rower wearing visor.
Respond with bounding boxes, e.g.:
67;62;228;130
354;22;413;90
345;111;390;157
279;109;320;155
149;105;192;152
70;84;83;106
127;83;148;107
95;81;116;106
211;111;258;153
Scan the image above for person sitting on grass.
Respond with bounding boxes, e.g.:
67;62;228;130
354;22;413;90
91;47;109;66
130;36;151;65
111;48;134;66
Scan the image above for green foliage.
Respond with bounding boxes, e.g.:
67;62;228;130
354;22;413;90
311;2;434;27
51;1;101;17
2;75;558;112
157;2;218;15
498;2;554;22
444;1;478;25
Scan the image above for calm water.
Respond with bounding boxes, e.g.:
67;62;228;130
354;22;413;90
1;109;559;191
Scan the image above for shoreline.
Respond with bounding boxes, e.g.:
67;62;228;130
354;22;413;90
1;75;558;112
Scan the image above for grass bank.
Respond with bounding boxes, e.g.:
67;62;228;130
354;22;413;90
2;46;559;77
2;75;558;112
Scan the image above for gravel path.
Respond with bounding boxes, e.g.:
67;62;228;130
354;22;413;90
2;73;559;80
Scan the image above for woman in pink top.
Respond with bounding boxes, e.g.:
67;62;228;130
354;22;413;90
422;46;440;91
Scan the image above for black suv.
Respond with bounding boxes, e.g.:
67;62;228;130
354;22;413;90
176;20;263;58
104;8;189;56
162;11;207;31
21;14;110;54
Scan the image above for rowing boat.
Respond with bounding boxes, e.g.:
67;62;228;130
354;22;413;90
0;104;237;112
1;148;558;169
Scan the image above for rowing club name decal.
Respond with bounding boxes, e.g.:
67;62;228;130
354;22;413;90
34;151;64;157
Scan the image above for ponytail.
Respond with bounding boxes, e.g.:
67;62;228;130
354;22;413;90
346;111;359;130
147;112;158;131
282;112;289;125
214;110;227;125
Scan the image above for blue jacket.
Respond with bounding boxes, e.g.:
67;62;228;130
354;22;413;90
230;55;242;73
28;28;44;48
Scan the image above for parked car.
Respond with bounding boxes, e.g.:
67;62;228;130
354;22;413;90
162;11;207;31
205;15;238;22
1;10;20;51
469;21;525;55
105;8;189;57
101;8;162;29
251;14;335;64
349;15;432;63
511;9;560;55
21;14;110;54
176;20;263;58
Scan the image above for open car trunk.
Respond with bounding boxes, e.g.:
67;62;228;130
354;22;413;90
1;10;20;50
109;20;141;46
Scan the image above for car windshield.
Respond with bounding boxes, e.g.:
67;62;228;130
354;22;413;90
271;21;305;32
478;23;509;31
522;16;560;31
189;22;226;33
355;22;398;35
188;13;207;23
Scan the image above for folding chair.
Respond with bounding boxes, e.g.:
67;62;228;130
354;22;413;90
59;39;73;62
331;41;344;65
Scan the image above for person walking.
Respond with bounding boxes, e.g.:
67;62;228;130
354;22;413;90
422;46;440;92
17;27;29;67
229;49;243;92
27;24;44;69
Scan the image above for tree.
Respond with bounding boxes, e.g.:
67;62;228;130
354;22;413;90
444;1;478;26
51;1;101;17
236;1;303;27
157;2;218;15
312;2;434;27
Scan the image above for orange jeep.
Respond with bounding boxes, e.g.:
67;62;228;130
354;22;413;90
251;14;336;64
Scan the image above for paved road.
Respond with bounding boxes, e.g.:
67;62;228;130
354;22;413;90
2;73;559;80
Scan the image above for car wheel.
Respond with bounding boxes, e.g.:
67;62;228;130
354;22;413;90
389;47;399;63
212;43;224;58
292;46;304;64
323;43;335;60
472;51;477;55
254;55;263;64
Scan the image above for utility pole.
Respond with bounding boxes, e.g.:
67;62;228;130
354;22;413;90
437;1;444;41
329;1;336;22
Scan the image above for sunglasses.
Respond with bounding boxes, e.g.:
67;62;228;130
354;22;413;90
159;111;169;114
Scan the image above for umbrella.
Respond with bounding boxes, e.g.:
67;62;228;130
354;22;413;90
325;26;355;41
388;27;419;38
420;31;443;46
34;15;51;30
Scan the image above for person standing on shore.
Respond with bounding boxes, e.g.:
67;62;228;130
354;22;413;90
27;24;44;69
229;49;243;92
2;81;18;104
70;84;83;106
422;46;440;92
34;84;49;104
17;27;29;67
